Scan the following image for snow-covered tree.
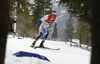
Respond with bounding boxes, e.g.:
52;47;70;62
64;17;74;41
52;23;58;40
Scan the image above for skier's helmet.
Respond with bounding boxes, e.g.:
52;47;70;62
51;11;57;17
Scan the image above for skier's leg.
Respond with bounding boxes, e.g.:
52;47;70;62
35;32;43;41
39;39;45;47
39;30;49;47
31;26;43;47
43;31;49;40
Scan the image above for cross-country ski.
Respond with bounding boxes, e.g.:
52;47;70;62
31;46;60;50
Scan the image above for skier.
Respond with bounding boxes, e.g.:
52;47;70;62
31;11;57;47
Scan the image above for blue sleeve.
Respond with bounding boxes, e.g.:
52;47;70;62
36;20;42;26
38;20;42;24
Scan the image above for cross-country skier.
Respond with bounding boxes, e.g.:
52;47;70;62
31;11;57;47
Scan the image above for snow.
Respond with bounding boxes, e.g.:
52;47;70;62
5;35;91;64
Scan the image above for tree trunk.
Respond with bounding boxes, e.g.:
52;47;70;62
79;33;81;47
0;0;9;64
87;36;89;50
89;0;100;64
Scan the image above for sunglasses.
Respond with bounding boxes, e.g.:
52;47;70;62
52;14;57;17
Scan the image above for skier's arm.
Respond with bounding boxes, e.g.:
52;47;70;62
32;20;42;30
36;20;42;27
41;15;48;21
36;15;48;27
32;19;42;30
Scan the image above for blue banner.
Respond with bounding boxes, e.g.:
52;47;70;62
13;51;50;62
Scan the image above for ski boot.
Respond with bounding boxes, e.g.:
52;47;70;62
39;39;45;47
31;40;37;47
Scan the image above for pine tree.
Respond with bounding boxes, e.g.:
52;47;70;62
75;20;91;39
74;20;91;47
64;17;74;41
9;0;33;24
10;0;33;18
32;0;53;28
59;0;89;22
52;23;58;40
9;0;34;37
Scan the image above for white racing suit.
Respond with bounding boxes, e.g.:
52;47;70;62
35;14;57;41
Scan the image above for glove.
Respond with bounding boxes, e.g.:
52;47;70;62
36;23;41;27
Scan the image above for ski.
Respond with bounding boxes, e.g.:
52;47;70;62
35;46;60;50
31;46;60;50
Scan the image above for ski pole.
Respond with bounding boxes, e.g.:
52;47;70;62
32;26;37;30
